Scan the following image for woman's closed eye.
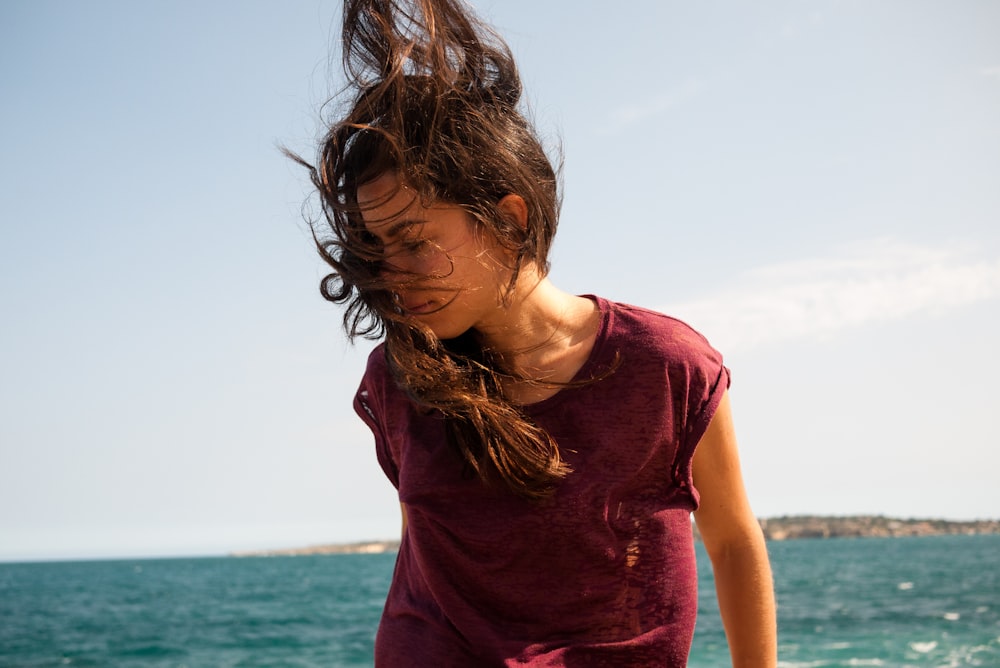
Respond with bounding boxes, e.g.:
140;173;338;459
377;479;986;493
382;236;440;274
400;237;428;253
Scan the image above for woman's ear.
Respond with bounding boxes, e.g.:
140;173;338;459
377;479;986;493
497;194;529;230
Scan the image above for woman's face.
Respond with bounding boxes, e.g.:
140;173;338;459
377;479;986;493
357;172;514;340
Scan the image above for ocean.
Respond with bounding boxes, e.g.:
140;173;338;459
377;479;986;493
1;534;997;667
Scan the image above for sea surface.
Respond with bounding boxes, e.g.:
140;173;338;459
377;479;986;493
1;534;998;667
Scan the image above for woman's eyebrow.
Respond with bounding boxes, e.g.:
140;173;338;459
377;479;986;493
383;218;424;239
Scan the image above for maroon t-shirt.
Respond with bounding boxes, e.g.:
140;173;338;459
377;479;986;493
354;297;729;667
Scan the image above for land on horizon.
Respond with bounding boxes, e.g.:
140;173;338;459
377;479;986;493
233;514;1000;557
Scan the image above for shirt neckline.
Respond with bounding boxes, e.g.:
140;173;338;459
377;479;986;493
524;295;614;416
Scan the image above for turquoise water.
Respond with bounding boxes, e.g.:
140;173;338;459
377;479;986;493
694;534;1000;667
1;535;997;666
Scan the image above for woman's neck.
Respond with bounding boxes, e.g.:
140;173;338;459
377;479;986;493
474;272;601;404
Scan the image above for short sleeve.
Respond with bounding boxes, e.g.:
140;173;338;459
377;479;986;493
682;345;730;455
666;321;730;505
353;345;401;489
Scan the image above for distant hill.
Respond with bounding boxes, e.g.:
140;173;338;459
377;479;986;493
753;515;1000;541
234;515;1000;557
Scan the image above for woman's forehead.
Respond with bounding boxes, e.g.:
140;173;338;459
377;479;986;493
357;172;420;233
356;171;404;206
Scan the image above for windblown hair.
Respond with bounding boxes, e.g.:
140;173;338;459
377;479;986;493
293;0;570;499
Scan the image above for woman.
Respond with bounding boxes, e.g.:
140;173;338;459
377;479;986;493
296;0;777;664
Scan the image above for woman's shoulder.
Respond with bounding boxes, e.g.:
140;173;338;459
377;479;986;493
357;343;396;402
598;297;730;412
363;342;389;375
356;342;424;426
598;297;720;357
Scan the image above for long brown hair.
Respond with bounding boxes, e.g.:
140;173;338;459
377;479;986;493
292;0;571;499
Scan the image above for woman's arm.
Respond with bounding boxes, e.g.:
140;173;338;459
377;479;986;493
692;392;777;667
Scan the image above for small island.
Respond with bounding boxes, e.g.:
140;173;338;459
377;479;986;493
754;515;999;541
232;515;999;557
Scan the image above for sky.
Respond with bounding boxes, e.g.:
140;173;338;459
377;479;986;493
1;0;998;562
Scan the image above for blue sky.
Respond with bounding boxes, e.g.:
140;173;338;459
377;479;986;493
2;0;998;561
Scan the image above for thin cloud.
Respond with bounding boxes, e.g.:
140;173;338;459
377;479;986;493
981;65;1000;79
603;79;707;132
780;11;824;38
661;239;1000;353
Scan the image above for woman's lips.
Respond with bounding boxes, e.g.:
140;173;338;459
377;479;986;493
403;299;435;314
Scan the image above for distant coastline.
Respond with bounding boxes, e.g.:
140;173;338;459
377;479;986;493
232;515;1000;557
752;515;999;541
